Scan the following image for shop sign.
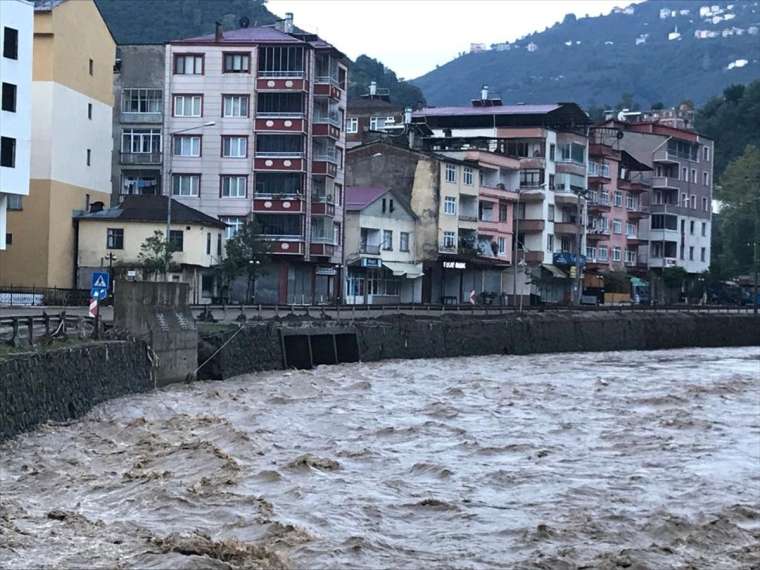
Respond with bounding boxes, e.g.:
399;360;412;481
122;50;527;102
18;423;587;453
443;261;467;270
316;266;337;276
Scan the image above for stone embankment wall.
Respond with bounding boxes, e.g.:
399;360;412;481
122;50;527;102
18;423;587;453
198;312;760;379
0;341;152;441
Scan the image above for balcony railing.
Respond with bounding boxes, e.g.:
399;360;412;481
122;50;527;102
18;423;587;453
255;190;303;198
313;151;338;163
258;70;305;78
120;152;162;165
459;214;478;222
315;74;340;85
312;193;334;203
313;113;341;127
312;235;335;244
360;244;381;254
255;151;304;158
256;111;304;118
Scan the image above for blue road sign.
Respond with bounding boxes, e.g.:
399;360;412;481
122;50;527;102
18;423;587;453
91;271;110;300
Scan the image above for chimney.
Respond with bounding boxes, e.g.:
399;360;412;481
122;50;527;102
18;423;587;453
403;107;412;125
215;21;223;42
369;81;377;97
284;12;294;33
481;84;489;100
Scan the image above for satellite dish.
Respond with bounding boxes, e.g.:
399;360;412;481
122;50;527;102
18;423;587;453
239;16;250;28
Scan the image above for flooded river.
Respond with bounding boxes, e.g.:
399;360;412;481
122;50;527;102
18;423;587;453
1;347;759;569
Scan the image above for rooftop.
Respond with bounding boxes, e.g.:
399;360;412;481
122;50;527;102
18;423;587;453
414;104;562;118
176;25;304;45
345;187;387;212
75;196;226;228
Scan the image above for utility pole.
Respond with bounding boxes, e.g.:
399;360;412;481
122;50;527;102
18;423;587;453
754;193;759;314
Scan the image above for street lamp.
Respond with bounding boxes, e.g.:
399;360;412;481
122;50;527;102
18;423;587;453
164;121;215;280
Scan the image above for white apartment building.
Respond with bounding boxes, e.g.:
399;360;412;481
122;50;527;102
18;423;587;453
0;0;33;251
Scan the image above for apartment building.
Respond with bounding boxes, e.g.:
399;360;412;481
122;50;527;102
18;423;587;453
346;81;405;148
411;92;591;303
346;140;519;303
344;186;422;304
0;0;33;253
584;130;652;278
0;0;114;288
603;120;714;275
163;19;348;304
74;196;225;303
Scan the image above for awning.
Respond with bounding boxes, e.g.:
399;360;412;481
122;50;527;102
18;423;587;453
542;264;568;278
383;261;424;279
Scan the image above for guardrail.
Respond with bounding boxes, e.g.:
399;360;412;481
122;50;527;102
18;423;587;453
189;302;755;321
0;287;90;307
0;312;94;345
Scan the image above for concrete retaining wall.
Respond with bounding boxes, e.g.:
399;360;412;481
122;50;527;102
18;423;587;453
198;312;760;379
0;341;153;441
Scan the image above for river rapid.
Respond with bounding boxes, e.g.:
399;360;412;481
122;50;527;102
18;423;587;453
1;347;759;569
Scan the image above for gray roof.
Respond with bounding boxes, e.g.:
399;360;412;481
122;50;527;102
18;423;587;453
414;104;561;118
75;196;226;228
33;0;66;11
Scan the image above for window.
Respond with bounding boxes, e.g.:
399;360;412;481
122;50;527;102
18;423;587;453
612;219;623;234
614;191;623;207
701;247;706;262
222;94;249;118
172;174;200;196
626;222;637;237
689;220;695;235
703;146;710;161
547;234;554;252
689;246;694;261
174;94;202;117
257;46;304;76
174;54;204;75
681;193;688;207
258;92;304;115
499;202;508;222
122;128;162;154
3;27;18;60
400;232;410;252
206;232;211;255
88;58;94;76
335;183;343;206
122;88;162;113
256;172;302;196
626;194;636;210
7;195;22;210
586;246;597;259
520;169;544;187
121;173;159;197
690;195;696;209
346;117;358;133
86;149;91;166
370;115;394;130
463;167;473;185
169;230;184;252
220;216;244;240
334;222;342;245
223;52;250;73
106;228;124;249
548;204;555;222
444;196;457;215
2;82;17;112
498;237;506;255
702;197;709;212
87;103;92;119
258;214;301;236
612;247;622;262
5;233;11;246
445;163;457;183
625;250;637;264
217;233;222;255
256;134;303;155
221;175;247;198
549;143;555;162
548;174;556;190
681;167;688;181
701;222;707;237
443;231;456;249
382;230;393;251
222;136;247;158
558;142;585;164
0;137;15;167
691;169;697;183
598;246;608;261
703;172;709;186
173;135;200;157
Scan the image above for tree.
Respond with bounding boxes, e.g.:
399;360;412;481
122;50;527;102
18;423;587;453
711;145;760;278
651;101;665;110
220;217;271;302
138;230;174;279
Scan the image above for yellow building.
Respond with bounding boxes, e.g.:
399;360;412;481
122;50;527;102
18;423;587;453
75;196;226;304
0;0;115;288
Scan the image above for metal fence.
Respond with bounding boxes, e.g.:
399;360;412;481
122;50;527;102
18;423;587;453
0;287;90;307
0;312;94;345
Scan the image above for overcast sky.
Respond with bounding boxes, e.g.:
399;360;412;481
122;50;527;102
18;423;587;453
267;0;643;79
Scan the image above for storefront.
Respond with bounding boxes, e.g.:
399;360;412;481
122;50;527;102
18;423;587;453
345;258;423;304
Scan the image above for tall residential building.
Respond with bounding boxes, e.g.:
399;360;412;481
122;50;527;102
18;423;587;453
0;0;33;252
0;0;115;288
347;140;518;304
410;92;591;303
163;19;348;304
602;120;714;275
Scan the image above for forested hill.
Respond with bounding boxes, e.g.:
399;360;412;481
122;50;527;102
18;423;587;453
413;0;760;108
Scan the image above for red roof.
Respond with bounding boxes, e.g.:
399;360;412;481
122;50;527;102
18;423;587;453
175;26;304;45
345;187;388;211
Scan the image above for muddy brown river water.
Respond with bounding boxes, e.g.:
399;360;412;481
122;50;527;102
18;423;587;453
1;347;759;569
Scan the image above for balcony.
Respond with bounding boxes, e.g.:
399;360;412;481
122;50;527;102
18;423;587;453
650;176;682;189
586;228;610;241
653;148;680;165
626;206;649;220
518;219;545;233
554;222;582;235
519;186;545;201
254;157;305;172
311;195;336;216
119;111;162;125
459;213;478;225
626;235;646;245
261;237;305;255
312;159;338;178
520;250;545;264
588;198;611;212
520;157;545;170
252;196;303;214
618;179;650;193
360;243;381;255
254;117;306;133
312;123;341;139
554;190;579;204
310;236;336;257
556;161;586;176
256;77;308;92
314;82;342;100
120;152;162;165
